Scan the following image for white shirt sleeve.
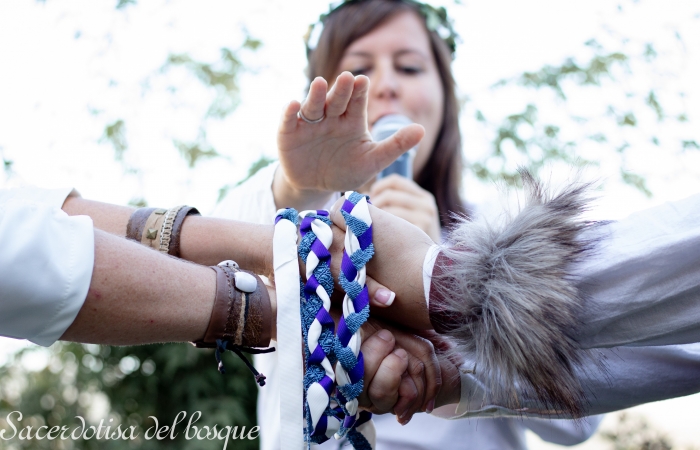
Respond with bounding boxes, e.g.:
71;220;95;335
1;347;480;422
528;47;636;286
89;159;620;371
573;192;700;348
435;343;700;420
0;187;94;347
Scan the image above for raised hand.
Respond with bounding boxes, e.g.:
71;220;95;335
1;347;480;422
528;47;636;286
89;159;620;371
274;72;424;211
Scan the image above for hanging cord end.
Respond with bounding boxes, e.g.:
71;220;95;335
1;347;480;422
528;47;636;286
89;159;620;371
214;339;275;387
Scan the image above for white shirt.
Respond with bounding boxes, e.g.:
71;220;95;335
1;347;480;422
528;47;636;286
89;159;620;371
0;187;94;347
212;162;600;450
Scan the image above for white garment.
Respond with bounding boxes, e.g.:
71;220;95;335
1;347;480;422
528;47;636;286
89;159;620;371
0;187;94;347
213;162;599;450
437;343;700;420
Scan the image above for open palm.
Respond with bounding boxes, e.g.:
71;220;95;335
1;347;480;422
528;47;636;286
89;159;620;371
277;72;424;193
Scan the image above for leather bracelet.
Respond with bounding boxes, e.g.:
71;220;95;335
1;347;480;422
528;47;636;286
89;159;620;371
193;261;272;349
126;207;165;243
125;205;200;257
164;205;200;257
428;250;464;334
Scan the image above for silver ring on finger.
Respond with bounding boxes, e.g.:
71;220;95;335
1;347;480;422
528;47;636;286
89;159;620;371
298;109;325;124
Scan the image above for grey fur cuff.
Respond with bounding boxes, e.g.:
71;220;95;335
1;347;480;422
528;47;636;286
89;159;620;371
430;171;599;417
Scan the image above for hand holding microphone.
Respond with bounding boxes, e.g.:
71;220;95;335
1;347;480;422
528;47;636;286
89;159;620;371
370;115;442;243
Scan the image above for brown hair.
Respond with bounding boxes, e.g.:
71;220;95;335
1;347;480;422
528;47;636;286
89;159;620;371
307;0;467;227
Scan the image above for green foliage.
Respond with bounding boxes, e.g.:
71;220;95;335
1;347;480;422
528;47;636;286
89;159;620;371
0;343;259;449
600;413;690;450
163;48;244;119
496;49;629;99
469;104;595;185
620;170;652;197
1;147;13;179
473;19;694;194
173;136;222;169
100;120;128;161
116;0;136;9
128;198;148;208
218;155;276;203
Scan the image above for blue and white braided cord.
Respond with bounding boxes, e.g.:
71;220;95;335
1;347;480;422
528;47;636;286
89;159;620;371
334;192;374;447
298;210;342;444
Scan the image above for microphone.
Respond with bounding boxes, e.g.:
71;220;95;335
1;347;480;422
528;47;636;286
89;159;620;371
372;114;417;179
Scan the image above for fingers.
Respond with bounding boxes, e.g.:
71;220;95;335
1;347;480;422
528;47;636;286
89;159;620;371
325;72;355;118
345;75;370;120
279;100;301;135
365;348;409;414
393;330;441;413
300;77;328;122
392;355;424;423
371;189;422;212
393;373;420;425
369;123;425;173
359;329;395;410
370;174;428;198
366;275;396;307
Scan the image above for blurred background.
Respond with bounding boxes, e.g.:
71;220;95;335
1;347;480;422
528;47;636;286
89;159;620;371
0;0;698;448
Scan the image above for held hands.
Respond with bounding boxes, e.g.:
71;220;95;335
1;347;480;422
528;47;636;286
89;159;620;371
357;320;462;425
274;72;424;211
325;198;457;422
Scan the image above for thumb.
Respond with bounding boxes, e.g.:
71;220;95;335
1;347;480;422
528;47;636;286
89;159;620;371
370;123;425;172
366;275;396;308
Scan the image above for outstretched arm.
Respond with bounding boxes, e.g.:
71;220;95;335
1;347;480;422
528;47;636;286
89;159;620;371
62;194;275;277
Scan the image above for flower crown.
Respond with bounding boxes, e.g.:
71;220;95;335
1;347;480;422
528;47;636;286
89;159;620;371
304;0;459;58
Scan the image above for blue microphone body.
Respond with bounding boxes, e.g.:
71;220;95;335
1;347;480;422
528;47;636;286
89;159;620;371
372;114;417;179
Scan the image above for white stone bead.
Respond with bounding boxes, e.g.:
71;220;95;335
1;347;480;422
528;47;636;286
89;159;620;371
234;271;257;293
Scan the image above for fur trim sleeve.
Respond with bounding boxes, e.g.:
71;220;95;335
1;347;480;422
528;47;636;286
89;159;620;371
429;171;600;417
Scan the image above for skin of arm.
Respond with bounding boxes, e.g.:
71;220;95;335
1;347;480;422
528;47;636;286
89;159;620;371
62;195;275;277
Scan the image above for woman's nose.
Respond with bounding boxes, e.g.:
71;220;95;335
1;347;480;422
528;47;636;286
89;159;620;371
369;63;400;100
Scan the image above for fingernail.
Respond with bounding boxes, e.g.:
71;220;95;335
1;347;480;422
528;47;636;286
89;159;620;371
426;399;435;414
395;408;408;421
376;329;393;342
375;289;395;306
393;348;407;360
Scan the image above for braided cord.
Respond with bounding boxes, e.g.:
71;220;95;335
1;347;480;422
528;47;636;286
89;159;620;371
334;192;374;444
274;208;306;450
298;210;341;444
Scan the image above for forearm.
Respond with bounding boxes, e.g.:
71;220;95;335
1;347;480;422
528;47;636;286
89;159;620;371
60;229;213;344
60;229;276;345
61;195;275;277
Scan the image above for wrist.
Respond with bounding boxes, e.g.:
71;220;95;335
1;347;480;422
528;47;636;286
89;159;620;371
272;165;335;211
194;263;273;348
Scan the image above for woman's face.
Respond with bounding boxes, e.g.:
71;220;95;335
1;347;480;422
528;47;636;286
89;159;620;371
337;10;445;177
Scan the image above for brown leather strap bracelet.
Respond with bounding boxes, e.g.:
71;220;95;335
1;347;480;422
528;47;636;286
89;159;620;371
166;206;200;257
193;261;272;349
125;206;200;257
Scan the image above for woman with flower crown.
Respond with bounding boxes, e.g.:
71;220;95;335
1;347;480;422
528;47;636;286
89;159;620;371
214;0;603;448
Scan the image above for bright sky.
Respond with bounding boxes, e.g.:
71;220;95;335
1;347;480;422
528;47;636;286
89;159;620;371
1;0;699;447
